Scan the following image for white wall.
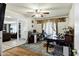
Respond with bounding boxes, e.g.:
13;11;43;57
19;17;33;41
67;4;79;55
68;5;74;28
74;4;79;55
0;31;2;55
25;19;42;33
33;20;42;33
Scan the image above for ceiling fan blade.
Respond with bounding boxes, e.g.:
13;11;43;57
26;12;34;13
32;15;35;17
43;12;49;14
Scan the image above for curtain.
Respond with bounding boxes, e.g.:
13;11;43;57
43;21;57;39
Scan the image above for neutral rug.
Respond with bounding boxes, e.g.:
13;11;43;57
19;41;63;56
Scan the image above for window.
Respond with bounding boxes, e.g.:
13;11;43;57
43;21;57;39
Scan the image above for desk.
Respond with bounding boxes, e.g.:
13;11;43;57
46;38;64;52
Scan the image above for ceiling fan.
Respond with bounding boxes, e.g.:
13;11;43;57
32;9;49;17
26;9;50;17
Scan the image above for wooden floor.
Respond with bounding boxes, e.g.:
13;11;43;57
3;47;42;56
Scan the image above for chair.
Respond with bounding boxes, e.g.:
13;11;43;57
3;32;11;42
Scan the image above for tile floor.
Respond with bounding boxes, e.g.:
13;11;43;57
2;39;26;51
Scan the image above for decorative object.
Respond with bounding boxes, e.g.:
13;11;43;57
72;49;77;56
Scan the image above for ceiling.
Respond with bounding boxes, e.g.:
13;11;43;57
5;3;72;21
